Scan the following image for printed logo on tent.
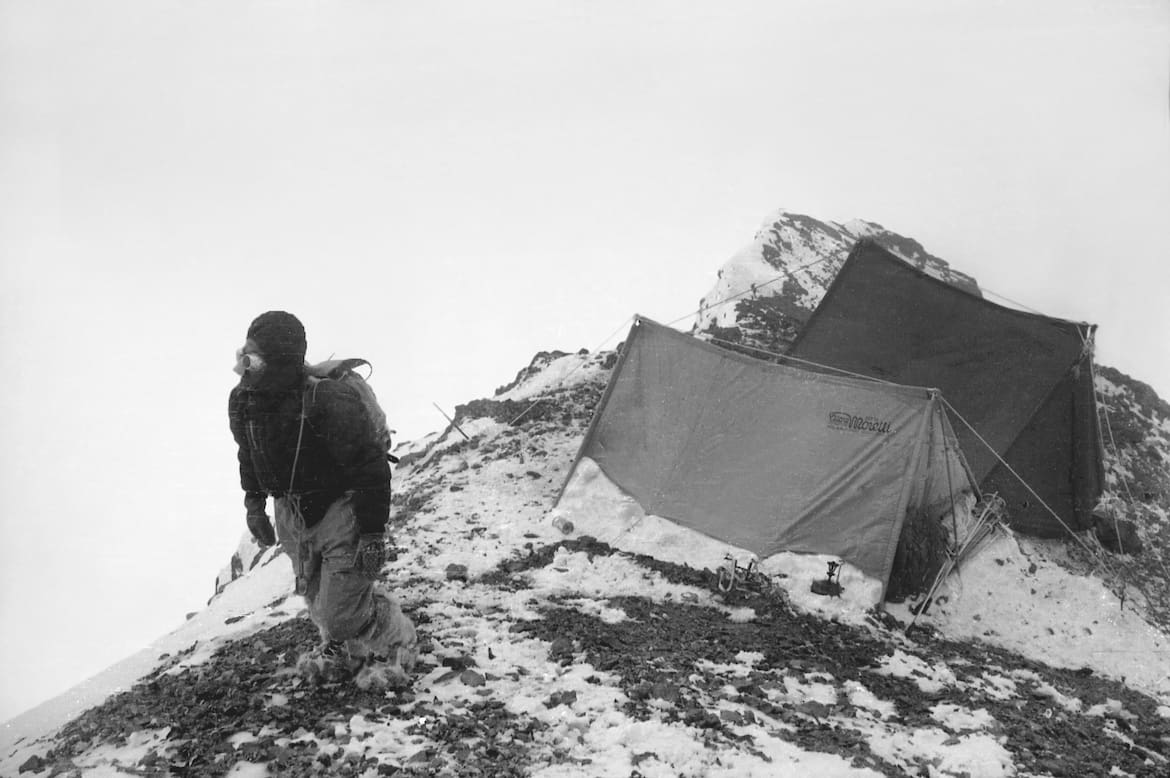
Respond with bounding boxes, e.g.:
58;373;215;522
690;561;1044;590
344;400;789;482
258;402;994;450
827;411;893;434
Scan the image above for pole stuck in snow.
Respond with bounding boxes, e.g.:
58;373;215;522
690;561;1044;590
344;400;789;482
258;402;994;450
432;402;471;440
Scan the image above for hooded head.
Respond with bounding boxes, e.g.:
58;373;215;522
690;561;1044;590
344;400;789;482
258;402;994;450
247;311;307;364
239;311;307;392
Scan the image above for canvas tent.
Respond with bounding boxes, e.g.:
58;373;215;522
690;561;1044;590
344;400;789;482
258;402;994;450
788;238;1103;537
560;316;977;595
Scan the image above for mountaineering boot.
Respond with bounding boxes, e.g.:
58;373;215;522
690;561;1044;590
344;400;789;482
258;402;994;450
296;639;351;683
353;647;408;691
352;626;420;691
348;587;420;690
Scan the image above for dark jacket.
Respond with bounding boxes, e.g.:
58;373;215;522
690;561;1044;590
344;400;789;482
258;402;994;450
228;369;391;535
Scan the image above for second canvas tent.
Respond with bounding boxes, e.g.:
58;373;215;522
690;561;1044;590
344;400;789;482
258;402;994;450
788;238;1103;537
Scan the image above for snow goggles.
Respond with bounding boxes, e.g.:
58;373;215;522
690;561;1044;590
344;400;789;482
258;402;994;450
234;348;266;376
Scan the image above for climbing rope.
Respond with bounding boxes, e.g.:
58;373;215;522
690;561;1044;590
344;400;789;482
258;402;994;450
665;254;836;329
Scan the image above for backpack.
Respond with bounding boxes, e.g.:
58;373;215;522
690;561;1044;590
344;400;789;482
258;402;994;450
305;358;399;464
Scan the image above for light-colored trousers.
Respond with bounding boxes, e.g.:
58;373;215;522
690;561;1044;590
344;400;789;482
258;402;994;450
274;492;379;643
274;492;415;657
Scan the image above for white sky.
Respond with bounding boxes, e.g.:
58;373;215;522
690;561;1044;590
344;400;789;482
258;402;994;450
1;0;1167;721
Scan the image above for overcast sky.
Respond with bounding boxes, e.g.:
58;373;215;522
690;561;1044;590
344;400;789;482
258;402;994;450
1;0;1167;722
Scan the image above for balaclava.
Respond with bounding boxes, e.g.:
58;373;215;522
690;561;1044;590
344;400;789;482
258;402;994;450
243;311;307;392
247;311;307;363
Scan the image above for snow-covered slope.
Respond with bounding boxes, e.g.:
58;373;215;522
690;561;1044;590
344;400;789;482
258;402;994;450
1088;366;1170;632
5;350;1170;778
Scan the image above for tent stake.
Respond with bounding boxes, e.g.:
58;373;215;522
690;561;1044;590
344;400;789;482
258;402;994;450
433;402;471;440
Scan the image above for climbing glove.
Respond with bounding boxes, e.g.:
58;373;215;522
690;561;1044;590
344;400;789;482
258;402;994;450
354;533;387;578
247;511;276;548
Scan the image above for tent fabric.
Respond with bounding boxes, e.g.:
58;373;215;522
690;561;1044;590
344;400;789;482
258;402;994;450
787;239;1103;536
563;316;977;592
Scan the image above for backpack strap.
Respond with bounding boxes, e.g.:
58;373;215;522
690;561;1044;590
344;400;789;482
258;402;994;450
289;389;308;494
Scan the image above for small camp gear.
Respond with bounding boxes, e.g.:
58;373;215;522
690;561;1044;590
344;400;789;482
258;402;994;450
715;554;773;595
810;560;843;597
908;494;1007;628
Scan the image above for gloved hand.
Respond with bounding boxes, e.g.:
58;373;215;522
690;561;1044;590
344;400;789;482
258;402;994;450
354;533;387;578
247;512;276;548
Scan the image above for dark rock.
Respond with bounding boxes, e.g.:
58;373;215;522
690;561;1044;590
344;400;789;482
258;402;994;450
719;710;746;725
649;683;680;704
1092;513;1143;555
441;655;478;671
460;669;486;687
544;690;577;708
548;637;574;661
445;564;469;582
18;754;45;774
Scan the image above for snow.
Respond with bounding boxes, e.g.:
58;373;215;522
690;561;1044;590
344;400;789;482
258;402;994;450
872;649;958;694
844;680;896;719
495;352;608;403
693;211;849;330
554;456;886;621
931;703;997;731
888;529;1170;698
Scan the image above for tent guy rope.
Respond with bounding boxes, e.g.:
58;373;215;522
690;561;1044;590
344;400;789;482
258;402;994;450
669;255;833;327
1091;356;1135;565
938;396;1120;583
